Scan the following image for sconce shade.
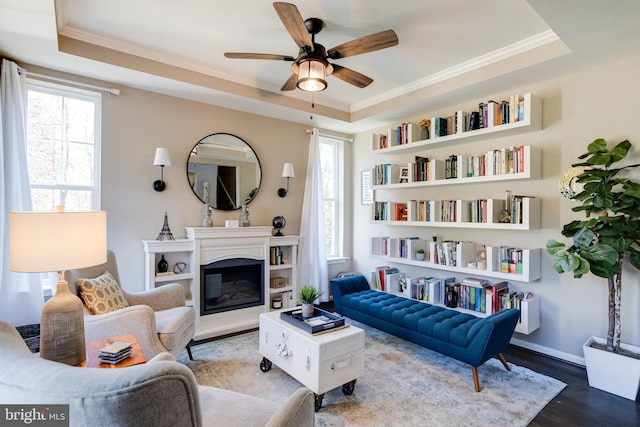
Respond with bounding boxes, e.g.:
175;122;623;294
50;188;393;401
10;211;107;272
153;147;172;167
296;59;328;92
153;147;171;191
9;210;107;366
278;163;295;197
282;163;295;178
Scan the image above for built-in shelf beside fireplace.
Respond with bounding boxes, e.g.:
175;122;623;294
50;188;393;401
144;227;298;341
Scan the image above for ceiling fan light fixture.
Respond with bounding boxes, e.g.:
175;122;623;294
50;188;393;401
296;58;328;92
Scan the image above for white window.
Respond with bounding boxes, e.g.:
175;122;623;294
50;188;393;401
26;81;101;211
25;80;102;292
319;136;344;259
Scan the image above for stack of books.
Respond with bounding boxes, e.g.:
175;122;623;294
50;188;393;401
98;342;133;364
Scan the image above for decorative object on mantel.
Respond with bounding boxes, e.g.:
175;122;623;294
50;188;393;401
278;163;295;197
239;204;251;227
9;207;107;365
152;147;171;192
157;255;169;273
547;138;640;400
272;216;286;236
156;212;175;240
202;204;213;227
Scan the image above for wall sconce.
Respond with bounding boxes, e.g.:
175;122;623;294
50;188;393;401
278;163;295;197
153;147;171;192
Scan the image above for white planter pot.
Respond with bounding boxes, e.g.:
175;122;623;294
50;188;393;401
301;303;315;318
583;336;640;400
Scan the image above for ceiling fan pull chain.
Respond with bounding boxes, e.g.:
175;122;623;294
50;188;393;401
310;94;315;120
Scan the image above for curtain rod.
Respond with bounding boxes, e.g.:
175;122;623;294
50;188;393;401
306;129;353;142
21;69;120;95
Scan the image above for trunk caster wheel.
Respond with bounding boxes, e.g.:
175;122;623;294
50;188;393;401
314;393;324;412
342;379;357;395
260;357;272;372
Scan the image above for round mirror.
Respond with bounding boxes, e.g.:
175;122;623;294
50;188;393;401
187;133;261;210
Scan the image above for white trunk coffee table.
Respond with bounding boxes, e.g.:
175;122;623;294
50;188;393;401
259;309;365;411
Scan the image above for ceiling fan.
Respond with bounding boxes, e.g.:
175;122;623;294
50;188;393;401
224;2;399;92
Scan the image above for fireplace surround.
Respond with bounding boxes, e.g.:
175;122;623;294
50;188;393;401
186;226;272;340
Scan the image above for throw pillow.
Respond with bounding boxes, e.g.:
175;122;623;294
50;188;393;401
77;271;129;315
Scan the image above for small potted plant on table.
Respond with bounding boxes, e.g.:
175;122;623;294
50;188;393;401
416;248;426;261
299;285;323;318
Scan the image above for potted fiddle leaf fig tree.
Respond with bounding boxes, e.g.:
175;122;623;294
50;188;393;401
546;138;640;400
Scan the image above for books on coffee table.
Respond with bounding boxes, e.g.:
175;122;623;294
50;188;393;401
98;342;133;364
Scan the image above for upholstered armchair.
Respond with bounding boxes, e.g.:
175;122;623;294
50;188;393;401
0;322;315;427
65;249;195;360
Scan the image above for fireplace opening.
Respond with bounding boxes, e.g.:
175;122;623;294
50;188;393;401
200;258;264;315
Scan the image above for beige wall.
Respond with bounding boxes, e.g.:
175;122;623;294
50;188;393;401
351;52;640;363
98;86;311;288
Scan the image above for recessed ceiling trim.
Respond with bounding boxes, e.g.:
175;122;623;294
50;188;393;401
57;24;352;112
351;29;561;113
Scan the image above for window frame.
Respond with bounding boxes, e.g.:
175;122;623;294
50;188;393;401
319;135;346;261
25;79;102;293
25;79;102;211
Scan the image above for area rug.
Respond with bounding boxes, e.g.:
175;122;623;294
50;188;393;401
178;320;566;427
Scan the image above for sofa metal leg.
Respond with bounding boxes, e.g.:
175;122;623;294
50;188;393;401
186;340;194;361
472;366;480;392
497;353;511;371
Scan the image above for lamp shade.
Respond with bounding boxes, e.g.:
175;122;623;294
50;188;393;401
10;211;107;273
153;147;172;167
296;59;328;92
282;163;295;178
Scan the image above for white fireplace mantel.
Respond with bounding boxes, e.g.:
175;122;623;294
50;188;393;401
185;226;273;340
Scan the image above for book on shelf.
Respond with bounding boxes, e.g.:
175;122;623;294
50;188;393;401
468;111;480;130
455;110;469;134
486;100;500;127
372;133;388;150
373;266;399;291
430;117;447;137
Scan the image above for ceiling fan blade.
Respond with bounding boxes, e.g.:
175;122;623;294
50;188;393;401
273;2;313;51
327;29;398;59
281;73;298;91
331;64;373;88
224;52;294;61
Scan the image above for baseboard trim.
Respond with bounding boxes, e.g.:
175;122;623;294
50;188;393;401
510;337;586;367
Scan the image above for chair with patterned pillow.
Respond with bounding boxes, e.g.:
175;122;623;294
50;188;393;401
65;249;195;360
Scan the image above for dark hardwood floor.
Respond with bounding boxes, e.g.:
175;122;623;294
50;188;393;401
316;301;640;426
503;345;639;426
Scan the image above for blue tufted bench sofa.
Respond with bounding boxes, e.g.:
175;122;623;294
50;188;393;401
330;274;521;392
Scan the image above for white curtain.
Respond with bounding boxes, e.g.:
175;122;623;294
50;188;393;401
298;128;329;302
0;59;43;326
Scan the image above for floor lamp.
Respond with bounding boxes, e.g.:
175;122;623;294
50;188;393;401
9;209;107;365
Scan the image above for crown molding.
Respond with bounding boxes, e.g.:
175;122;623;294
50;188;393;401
351;30;560;113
